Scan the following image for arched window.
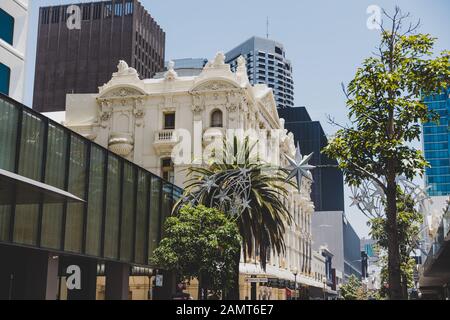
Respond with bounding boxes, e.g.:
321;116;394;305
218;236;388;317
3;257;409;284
211;109;223;128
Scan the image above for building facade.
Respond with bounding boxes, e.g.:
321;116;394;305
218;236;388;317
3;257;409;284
33;0;165;113
225;36;294;108
63;53;323;299
278;107;345;212
311;211;361;286
0;0;28;102
0;92;181;300
423;88;450;196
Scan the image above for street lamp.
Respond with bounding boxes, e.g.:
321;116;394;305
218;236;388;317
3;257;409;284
322;277;327;300
292;267;298;300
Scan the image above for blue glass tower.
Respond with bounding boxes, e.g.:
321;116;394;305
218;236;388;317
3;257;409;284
423;88;450;196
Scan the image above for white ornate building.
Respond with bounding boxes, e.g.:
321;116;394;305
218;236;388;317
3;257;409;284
65;53;320;299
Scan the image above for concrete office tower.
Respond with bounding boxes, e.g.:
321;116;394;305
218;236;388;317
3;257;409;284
0;0;28;102
225;36;294;108
32;0;165;112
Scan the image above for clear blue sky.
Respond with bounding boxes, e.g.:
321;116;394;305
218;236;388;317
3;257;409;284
24;0;450;238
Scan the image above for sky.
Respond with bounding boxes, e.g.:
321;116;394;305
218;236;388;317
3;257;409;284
23;0;450;238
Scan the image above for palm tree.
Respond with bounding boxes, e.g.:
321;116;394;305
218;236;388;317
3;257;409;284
175;136;294;299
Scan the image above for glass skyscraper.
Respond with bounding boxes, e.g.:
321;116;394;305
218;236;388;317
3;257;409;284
225;36;294;108
423;88;450;196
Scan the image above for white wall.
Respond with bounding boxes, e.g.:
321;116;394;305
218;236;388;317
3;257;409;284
0;0;28;102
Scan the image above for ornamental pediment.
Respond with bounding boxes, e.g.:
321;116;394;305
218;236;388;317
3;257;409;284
191;80;239;93
99;87;146;100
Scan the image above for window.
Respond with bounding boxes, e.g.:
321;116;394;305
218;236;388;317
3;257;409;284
51;7;60;23
161;158;174;183
41;8;50;24
0;9;14;45
82;5;91;20
211;109;223;128
93;3;102;19
164;112;175;130
0;63;11;95
125;1;134;15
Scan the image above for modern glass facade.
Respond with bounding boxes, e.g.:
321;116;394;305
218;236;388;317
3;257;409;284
0;8;14;45
423;88;450;196
0;93;182;266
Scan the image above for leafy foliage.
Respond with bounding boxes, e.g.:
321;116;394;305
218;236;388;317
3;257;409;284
151;205;242;295
340;275;368;300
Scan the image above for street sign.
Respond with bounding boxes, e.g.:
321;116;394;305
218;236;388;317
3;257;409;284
245;277;268;283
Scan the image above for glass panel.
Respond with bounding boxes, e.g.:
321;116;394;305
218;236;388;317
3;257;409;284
41;124;68;249
13;111;45;246
0;99;17;241
18;111;45;180
148;177;161;259
13;204;39;245
0;93;17;170
64;135;87;253
120;163;135;262
104;155;121;259
134;170;148;264
0;205;11;242
41;203;64;249
85;146;105;256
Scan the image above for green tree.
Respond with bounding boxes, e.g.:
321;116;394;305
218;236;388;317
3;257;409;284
324;7;449;299
151;204;242;299
178;137;293;299
340;275;368;300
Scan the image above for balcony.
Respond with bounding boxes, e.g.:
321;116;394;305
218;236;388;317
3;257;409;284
108;132;134;157
154;129;178;156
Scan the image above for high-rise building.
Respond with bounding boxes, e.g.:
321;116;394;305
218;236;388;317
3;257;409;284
225;36;294;108
0;0;28;102
423;88;450;196
32;0;165;113
278;107;345;212
312;211;362;284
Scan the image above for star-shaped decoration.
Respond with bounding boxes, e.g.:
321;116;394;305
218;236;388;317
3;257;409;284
284;143;315;193
202;178;218;193
214;190;231;203
350;194;362;207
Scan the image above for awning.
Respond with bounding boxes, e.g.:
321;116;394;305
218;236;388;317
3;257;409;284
0;169;84;205
239;263;328;288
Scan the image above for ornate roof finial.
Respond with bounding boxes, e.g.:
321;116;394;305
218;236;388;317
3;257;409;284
164;60;178;81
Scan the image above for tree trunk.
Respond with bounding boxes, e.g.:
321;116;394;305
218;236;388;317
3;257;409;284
385;180;403;300
225;250;241;300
